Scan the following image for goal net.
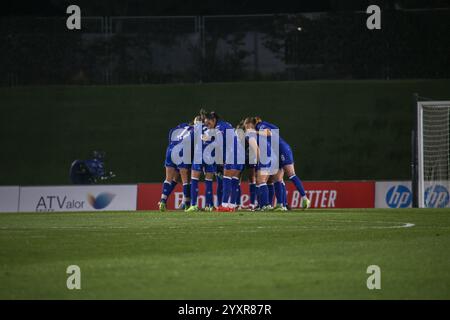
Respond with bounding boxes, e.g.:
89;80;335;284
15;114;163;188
417;101;450;208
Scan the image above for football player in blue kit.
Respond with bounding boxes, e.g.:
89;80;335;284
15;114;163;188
243;116;310;211
185;115;217;212
203;111;243;212
158;121;194;211
236;120;258;210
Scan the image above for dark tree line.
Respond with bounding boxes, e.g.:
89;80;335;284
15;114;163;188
0;9;449;85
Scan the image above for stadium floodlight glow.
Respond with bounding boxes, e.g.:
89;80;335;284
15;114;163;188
415;100;450;208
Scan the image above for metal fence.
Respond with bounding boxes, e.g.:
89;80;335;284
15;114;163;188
1;10;449;86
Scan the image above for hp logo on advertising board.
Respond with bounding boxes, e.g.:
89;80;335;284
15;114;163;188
425;185;450;208
386;185;412;208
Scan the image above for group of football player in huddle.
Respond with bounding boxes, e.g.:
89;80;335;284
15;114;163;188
158;109;310;212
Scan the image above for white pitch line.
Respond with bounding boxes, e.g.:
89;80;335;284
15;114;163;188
325;219;415;229
370;222;415;229
0;221;416;231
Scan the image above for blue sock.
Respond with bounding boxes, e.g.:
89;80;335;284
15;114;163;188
170;180;177;192
289;175;306;197
205;179;213;207
255;185;260;207
222;176;232;205
236;184;241;205
216;176;223;207
161;180;172;203
258;183;269;207
183;183;191;206
274;181;283;206
249;183;256;206
190;178;199;206
222;177;232;204
282;182;288;206
268;183;274;206
230;177;240;205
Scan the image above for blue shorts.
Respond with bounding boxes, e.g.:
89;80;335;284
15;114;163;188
256;149;278;171
224;163;244;171
279;143;294;167
164;146;191;170
256;144;294;172
256;161;276;172
192;163;217;173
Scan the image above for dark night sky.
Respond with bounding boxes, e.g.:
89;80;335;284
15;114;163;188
3;0;449;16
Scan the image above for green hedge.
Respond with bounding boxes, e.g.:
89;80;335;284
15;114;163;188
1;80;449;185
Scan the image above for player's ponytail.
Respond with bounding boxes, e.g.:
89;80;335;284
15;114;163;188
199;108;208;121
205;111;220;121
193;115;202;125
243;117;253;125
236;119;245;130
243;116;261;126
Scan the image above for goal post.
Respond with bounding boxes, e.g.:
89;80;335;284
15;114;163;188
414;97;450;208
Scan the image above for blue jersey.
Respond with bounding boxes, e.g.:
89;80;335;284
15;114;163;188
168;123;192;146
215;120;234;139
202;126;216;148
205;120;241;170
192;124;216;172
215;120;236;165
193;124;215;152
255;121;289;149
165;123;193;169
255;120;294;169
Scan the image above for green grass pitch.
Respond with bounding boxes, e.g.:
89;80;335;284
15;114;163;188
0;209;449;299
